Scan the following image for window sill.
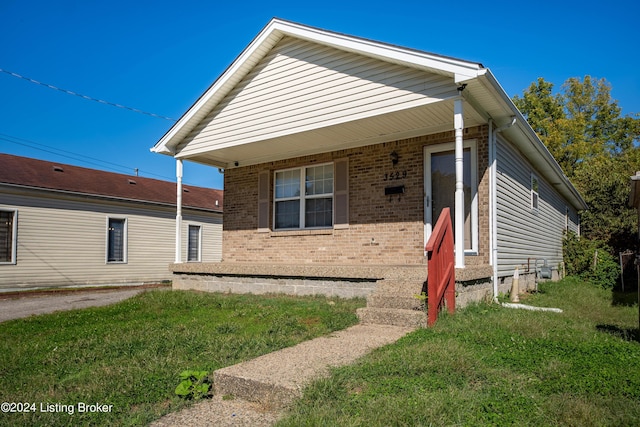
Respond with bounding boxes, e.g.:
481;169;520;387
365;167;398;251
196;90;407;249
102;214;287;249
270;228;334;237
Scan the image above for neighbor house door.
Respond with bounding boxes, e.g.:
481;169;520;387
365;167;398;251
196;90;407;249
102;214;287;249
424;141;478;255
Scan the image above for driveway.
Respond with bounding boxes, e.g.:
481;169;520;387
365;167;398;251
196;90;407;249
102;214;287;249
0;285;168;323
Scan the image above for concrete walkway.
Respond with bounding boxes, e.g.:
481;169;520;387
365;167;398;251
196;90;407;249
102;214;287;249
151;323;414;426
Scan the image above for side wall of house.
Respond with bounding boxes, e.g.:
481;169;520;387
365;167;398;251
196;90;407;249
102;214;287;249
496;136;579;277
222;126;490;265
0;190;222;290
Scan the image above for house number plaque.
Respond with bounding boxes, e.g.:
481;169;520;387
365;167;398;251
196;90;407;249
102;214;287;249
383;170;407;181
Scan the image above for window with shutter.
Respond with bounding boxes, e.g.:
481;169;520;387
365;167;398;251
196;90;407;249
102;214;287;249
258;171;270;232
272;163;337;230
333;158;349;229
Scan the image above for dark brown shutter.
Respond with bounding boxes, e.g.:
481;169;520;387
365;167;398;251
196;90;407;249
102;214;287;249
333;158;349;229
258;171;270;231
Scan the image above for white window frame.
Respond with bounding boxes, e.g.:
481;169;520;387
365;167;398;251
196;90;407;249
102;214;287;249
187;224;202;262
273;163;334;230
0;209;17;265
106;217;127;264
531;173;540;212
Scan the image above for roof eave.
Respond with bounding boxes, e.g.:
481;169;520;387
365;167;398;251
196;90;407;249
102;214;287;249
478;70;587;211
150;18;484;157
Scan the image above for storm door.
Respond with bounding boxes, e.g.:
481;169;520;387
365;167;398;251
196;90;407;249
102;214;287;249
424;141;478;255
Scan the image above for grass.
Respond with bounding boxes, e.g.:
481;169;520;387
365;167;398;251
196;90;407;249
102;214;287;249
277;277;640;426
0;290;365;426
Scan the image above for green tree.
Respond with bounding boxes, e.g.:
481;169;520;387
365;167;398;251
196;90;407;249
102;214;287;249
514;76;640;253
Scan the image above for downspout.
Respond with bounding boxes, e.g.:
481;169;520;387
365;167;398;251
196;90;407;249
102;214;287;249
491;117;516;301
175;158;183;263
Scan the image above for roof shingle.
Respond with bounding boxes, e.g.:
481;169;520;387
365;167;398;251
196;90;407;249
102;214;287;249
0;153;223;212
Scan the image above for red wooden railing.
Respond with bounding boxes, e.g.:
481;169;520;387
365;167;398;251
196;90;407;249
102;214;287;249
425;207;456;326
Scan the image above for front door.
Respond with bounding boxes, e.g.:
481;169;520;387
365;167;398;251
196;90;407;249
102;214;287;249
424;141;478;255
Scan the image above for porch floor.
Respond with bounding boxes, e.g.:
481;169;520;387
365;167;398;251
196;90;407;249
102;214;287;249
169;262;428;283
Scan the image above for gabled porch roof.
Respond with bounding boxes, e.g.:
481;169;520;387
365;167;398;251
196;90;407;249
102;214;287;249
151;18;586;211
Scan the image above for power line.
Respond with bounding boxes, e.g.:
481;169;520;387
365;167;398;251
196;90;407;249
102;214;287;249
0;68;176;122
0;133;175;181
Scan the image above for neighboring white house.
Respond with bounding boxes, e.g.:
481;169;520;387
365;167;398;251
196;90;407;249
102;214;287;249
0;153;223;291
150;19;586;316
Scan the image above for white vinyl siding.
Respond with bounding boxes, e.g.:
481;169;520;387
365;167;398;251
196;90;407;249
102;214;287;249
179;212;222;264
496;137;579;276
0;192;222;290
178;36;457;156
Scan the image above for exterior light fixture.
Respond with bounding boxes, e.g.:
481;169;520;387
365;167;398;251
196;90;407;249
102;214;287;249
390;151;399;165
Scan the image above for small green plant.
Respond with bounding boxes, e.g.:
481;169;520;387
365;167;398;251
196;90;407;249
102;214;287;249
413;291;428;311
174;370;211;400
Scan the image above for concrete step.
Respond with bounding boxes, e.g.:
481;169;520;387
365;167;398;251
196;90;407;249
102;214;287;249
365;280;426;310
356;307;427;328
366;294;422;310
213;324;413;409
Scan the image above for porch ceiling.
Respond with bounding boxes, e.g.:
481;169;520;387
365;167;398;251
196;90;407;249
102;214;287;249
179;99;487;169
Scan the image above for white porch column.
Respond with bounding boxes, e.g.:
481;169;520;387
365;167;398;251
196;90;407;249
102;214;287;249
175;159;183;263
454;96;465;268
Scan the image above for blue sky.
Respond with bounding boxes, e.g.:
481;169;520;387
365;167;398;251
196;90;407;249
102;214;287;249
1;0;637;190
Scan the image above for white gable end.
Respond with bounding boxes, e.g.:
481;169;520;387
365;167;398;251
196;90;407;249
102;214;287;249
176;36;461;162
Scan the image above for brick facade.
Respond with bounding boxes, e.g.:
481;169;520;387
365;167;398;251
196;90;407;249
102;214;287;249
222;126;490;266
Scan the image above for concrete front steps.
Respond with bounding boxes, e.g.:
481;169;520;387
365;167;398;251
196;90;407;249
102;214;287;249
356;279;428;328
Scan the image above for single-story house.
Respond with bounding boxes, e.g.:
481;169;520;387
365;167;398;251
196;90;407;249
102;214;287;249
0;153;223;291
151;18;586;323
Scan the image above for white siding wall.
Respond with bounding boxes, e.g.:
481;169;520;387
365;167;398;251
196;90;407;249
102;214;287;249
178;36;456;155
181;213;222;263
496;137;579;277
0;191;222;290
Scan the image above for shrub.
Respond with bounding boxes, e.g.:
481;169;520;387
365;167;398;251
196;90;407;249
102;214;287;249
563;231;620;289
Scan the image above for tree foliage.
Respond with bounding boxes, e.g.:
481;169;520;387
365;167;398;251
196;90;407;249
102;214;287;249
514;76;640;254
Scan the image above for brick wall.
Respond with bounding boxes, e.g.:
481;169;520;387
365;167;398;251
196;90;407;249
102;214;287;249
223;126;489;265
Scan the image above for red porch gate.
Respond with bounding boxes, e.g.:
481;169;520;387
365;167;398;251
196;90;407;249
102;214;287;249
425;207;456;326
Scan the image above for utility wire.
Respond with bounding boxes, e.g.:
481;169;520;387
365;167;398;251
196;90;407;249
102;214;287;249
0;133;175;181
0;68;176;122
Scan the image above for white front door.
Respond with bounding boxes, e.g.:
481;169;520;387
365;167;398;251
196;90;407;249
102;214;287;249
424;140;478;255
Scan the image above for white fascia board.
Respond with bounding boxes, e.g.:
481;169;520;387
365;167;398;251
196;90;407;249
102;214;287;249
152;20;286;156
273;19;482;80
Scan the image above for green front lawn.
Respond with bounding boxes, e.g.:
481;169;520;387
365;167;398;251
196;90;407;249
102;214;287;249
0;290;364;426
278;277;640;426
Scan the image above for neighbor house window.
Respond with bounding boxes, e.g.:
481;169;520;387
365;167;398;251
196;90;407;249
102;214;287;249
187;225;201;262
531;174;539;212
274;164;333;229
107;217;127;263
0;210;17;264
